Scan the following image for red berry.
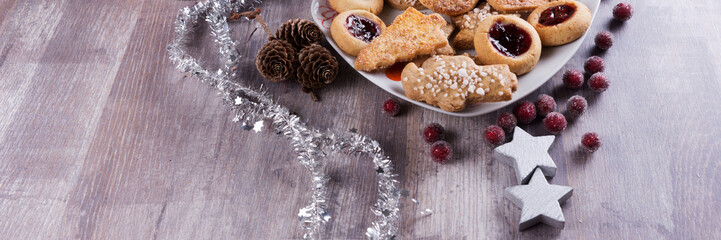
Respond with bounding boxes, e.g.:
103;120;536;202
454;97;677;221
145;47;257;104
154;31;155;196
562;69;584;89
584;56;605;74
542;112;567;134
513;100;537;124
594;31;614;50
382;98;401;116
566;95;588;117
588;73;610;92
613;3;633;21
430;141;453;163
422;123;445;143
484;125;506;145
535;94;557;117
496;112;517;132
581;132;602;152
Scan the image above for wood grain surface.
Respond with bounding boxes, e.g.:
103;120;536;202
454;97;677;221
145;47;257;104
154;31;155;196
1;0;720;239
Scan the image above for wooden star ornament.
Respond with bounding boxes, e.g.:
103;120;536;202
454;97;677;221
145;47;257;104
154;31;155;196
504;169;573;231
494;126;556;184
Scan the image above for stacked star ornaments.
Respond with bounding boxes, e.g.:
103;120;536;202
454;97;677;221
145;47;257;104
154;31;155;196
494;127;573;231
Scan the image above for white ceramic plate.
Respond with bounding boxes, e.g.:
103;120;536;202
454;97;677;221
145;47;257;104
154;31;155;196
311;0;600;117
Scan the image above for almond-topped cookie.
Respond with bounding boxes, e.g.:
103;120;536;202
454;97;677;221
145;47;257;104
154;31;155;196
488;0;548;12
354;8;448;72
419;0;479;16
401;55;518;112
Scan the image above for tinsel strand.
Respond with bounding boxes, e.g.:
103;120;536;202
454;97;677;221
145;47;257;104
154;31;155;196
167;0;400;239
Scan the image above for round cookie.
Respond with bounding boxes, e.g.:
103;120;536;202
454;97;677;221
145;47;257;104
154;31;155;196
386;0;426;10
527;0;592;46
418;0;478;16
329;0;384;15
474;15;542;75
331;10;387;56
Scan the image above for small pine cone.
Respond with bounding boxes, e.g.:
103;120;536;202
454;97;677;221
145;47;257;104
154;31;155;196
255;39;297;82
277;19;322;49
296;44;338;100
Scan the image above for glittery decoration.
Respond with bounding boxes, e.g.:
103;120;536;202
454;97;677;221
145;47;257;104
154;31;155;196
167;1;400;239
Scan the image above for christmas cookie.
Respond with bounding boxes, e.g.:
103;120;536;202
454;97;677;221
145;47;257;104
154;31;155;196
488;0;548;12
451;3;518;50
474;15;541;75
419;0;479;16
400;55;518;112
432;23;456;56
331;10;387;56
527;0;591;46
355;8;448;71
329;0;384;15
386;0;426;10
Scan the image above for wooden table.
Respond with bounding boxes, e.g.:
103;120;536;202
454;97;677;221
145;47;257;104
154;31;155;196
1;0;719;239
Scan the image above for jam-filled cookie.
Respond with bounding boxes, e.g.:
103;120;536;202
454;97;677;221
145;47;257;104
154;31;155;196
331;10;387;56
488;0;548;12
474;15;541;75
451;3;519;50
419;0;479;16
386;0;426;10
527;0;591;46
329;0;384;15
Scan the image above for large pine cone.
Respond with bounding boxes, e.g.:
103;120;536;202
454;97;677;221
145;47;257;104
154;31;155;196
255;39;297;82
276;19;322;49
296;44;338;100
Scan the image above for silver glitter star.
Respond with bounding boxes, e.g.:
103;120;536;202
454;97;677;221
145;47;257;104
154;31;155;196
504;169;573;230
494;127;556;184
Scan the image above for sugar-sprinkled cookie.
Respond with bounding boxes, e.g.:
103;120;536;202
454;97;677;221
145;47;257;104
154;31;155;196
401;55;518;112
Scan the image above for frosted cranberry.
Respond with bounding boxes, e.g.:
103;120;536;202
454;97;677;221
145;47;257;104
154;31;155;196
382;98;401;116
543;112;567;134
539;4;576;26
346;15;381;43
563;69;584;89
584;56;605;74
582;132;602;152
497;112;517;132
484;125;506;145
513;100;537;124
613;3;633;21
489;21;532;57
566;95;588;117
422;123;445;143
595;31;614;50
588;73;610;92
535;94;557;117
430;141;453;163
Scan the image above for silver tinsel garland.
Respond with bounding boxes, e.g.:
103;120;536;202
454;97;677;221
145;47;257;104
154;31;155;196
167;0;400;239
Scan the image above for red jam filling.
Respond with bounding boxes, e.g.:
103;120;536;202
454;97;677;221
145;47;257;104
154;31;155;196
345;15;381;43
488;21;532;57
539;4;576;26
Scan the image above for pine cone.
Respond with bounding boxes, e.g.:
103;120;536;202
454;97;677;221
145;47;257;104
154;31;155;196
277;19;322;49
296;44;338;101
255;39;297;82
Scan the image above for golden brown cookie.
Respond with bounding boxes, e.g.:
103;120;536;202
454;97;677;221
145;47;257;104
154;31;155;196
386;0;426;10
527;0;592;46
488;0;548;12
474;15;541;75
329;0;384;15
432;23;456;56
451;3;519;50
355;8;448;72
419;0;479;16
331;10;387;56
401;55;518;112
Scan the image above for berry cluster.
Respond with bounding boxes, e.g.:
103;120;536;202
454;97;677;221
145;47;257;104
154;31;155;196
423;123;453;163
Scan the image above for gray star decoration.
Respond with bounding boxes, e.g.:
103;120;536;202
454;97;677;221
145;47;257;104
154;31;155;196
494;127;556;184
504;169;573;230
